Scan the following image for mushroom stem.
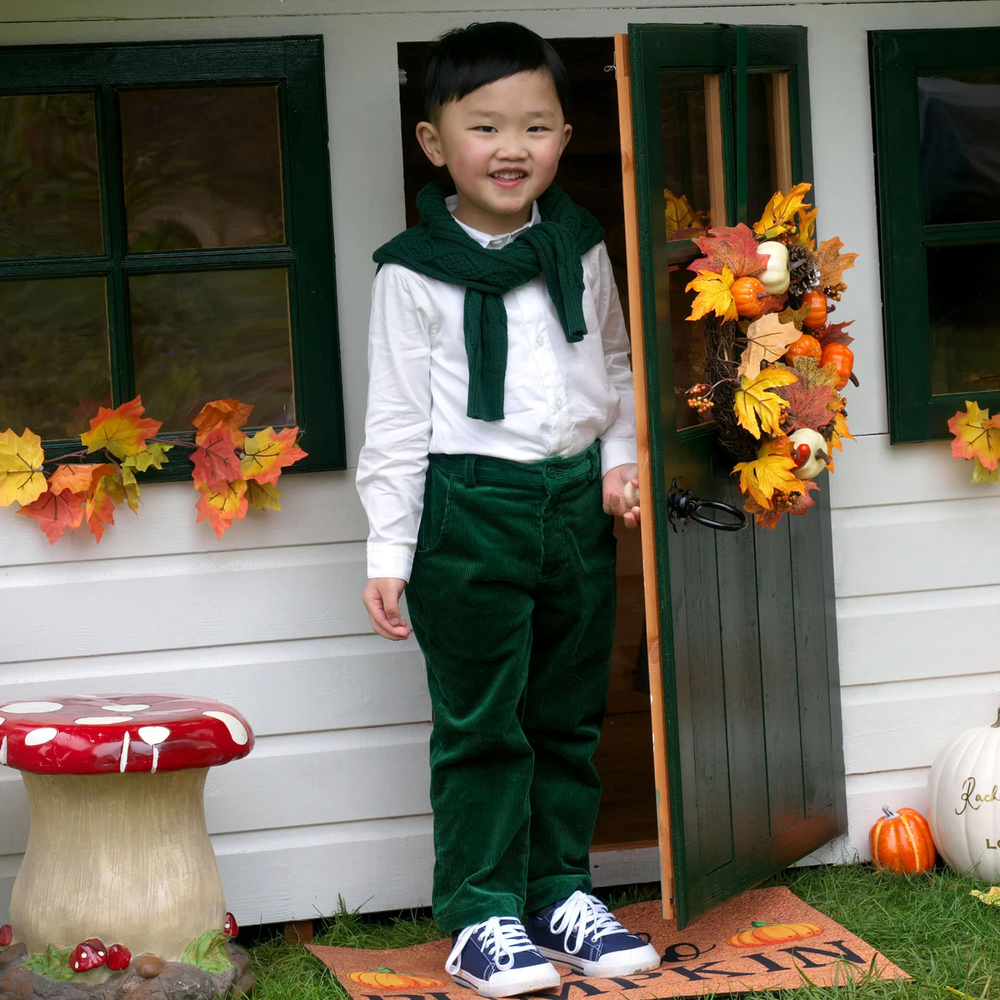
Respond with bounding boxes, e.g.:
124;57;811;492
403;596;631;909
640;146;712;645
10;768;224;977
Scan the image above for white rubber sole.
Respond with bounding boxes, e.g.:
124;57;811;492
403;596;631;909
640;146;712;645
450;962;561;998
535;942;661;978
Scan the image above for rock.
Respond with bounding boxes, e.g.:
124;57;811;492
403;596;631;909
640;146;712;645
133;957;164;980
0;944;27;967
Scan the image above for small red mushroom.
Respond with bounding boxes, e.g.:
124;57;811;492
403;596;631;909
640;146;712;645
70;938;108;972
106;943;132;971
223;912;238;937
0;925;12;947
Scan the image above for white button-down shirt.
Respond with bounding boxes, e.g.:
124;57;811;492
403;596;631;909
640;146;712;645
357;199;637;580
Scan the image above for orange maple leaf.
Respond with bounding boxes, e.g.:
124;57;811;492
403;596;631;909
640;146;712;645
192;398;254;447
81;396;162;459
48;464;107;495
240;427;307;486
17;490;86;544
814;237;858;294
191;427;242;489
744;479;820;528
84;466;124;543
195;479;249;538
948;401;1000;471
0;428;48;508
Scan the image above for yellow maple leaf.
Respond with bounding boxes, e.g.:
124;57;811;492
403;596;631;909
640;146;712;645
247;480;283;512
753;182;813;239
948;400;1000;471
240;427;308;485
972;458;1000;483
829;407;854;453
0;428;48;508
733;450;803;509
686;265;738;323
738;313;804;380
733;368;797;439
124;441;173;473
789;205;818;248
81;396;162;459
195;479;249;539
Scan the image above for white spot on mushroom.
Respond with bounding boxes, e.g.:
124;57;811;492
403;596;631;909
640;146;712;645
24;728;58;746
120;731;130;773
139;726;170;774
104;704;150;713
0;717;5;726
0;702;63;714
0;736;7;766
203;711;248;746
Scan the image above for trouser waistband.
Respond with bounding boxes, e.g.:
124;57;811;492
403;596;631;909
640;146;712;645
427;442;600;489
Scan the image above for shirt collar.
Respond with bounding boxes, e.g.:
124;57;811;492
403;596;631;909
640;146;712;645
446;194;541;249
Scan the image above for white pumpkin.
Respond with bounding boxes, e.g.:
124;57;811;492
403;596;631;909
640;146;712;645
789;428;828;480
927;707;1000;881
757;240;791;295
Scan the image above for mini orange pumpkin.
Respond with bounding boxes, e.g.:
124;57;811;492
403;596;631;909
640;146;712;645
727;921;823;948
732;276;768;318
801;290;828;329
870;806;936;874
820;343;854;390
348;970;447;989
784;334;822;363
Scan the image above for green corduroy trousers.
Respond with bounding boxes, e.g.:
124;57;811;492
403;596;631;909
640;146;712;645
406;442;618;933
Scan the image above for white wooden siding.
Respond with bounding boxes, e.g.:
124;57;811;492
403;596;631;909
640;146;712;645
2;0;1000;927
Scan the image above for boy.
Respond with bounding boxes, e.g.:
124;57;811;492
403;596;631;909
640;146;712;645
356;22;659;998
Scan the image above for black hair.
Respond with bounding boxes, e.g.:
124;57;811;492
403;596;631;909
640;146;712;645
422;22;570;121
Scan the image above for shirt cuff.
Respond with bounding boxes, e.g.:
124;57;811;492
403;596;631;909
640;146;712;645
601;438;638;476
366;542;416;583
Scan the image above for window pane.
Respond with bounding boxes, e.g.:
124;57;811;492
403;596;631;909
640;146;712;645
0;94;103;258
920;75;1000;226
928;243;1000;394
746;72;793;222
659;73;722;240
669;262;714;431
129;268;294;431
0;277;111;439
121;86;285;251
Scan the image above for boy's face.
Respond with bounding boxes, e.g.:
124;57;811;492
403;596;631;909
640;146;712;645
416;69;572;235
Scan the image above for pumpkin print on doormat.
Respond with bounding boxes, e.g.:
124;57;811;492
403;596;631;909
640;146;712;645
309;886;909;999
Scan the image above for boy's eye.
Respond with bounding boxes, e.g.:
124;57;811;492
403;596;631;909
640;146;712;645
474;125;497;133
527;126;549;133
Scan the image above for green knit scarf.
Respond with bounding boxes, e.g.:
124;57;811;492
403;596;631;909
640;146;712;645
373;180;604;422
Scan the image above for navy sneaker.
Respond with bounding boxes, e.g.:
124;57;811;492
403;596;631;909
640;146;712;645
527;891;661;977
445;916;561;998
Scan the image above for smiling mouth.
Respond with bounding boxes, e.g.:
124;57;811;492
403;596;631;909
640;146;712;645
490;170;528;185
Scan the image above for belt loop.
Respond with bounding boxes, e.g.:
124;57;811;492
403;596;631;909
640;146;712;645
463;455;477;488
591;444;601;481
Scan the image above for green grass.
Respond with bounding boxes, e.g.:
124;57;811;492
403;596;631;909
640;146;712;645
247;864;1000;1000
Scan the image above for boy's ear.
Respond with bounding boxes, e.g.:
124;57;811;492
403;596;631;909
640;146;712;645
416;120;446;168
560;123;573;155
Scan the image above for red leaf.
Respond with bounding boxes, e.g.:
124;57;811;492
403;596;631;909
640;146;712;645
690;224;769;279
744;480;820;528
817;320;855;347
772;379;840;433
17;490;85;544
190;427;242;489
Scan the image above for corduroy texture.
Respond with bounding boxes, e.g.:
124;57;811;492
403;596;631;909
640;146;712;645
372;181;605;422
406;443;617;931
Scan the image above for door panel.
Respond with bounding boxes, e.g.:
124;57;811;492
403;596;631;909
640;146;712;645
619;24;846;928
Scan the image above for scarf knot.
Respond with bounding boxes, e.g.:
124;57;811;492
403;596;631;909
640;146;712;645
373;181;604;421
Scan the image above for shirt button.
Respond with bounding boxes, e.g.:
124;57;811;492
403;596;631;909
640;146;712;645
536;336;545;347
555;398;564;410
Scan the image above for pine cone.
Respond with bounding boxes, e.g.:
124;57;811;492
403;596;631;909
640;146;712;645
787;244;820;298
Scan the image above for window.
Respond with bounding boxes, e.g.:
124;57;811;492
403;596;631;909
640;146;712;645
871;27;1000;443
0;36;345;473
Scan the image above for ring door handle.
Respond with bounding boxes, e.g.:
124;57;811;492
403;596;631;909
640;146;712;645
667;479;749;532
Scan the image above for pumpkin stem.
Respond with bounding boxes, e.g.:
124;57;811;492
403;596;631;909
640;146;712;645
751;921;769;927
882;805;897;819
993;707;1000;728
377;968;395;974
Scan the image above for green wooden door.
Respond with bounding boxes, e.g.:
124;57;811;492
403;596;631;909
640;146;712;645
626;23;847;928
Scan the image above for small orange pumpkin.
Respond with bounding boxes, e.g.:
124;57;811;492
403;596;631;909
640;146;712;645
870;806;936;874
727;921;823;948
348;970;447;990
801;290;828;329
784;334;822;363
732;276;768;318
820;343;854;390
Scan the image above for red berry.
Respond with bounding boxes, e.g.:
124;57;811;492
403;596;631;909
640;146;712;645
223;912;238;937
791;443;811;467
70;938;107;972
106;944;131;971
0;925;12;947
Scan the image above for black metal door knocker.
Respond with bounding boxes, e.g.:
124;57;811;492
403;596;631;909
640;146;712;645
667;479;749;532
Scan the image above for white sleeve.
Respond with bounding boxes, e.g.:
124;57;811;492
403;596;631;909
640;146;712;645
355;265;435;581
589;243;638;473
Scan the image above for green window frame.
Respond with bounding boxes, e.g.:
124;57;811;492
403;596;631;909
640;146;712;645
871;27;1000;443
0;35;345;474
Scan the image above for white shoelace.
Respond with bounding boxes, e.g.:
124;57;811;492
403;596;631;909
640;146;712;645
446;916;538;975
548;891;626;956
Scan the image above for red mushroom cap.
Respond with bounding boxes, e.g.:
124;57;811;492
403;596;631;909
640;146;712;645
106;943;132;971
0;695;253;775
223;913;238;937
70;938;108;972
0;924;12;947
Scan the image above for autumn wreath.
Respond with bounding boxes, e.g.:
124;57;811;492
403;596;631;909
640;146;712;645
680;183;858;528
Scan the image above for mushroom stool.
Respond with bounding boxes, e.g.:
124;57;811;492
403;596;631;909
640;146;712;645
0;694;253;990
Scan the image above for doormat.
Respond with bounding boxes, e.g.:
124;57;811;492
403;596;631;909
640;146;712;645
307;886;909;998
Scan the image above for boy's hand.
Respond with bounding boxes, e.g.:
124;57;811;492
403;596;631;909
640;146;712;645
603;463;641;529
363;578;412;640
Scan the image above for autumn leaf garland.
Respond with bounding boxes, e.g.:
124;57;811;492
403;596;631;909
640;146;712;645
1;396;307;544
